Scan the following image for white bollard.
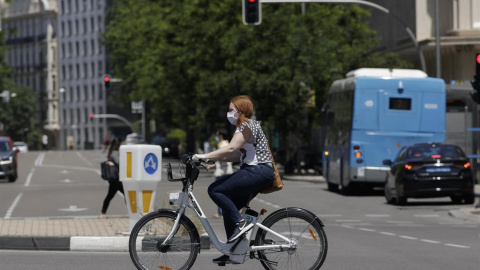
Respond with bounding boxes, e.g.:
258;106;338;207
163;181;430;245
119;145;162;232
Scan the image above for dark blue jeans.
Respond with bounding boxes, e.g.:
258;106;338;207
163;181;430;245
208;164;274;238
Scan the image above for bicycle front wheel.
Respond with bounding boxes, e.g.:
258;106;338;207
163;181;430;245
129;210;200;270
255;207;328;270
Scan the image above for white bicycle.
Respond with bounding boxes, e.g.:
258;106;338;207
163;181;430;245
128;153;328;270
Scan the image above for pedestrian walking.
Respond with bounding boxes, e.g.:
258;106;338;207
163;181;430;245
100;138;125;218
42;134;48;151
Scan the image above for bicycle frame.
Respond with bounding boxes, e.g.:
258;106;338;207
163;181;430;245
162;187;295;264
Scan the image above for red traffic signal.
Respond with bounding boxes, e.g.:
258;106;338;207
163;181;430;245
89;114;94;120
476;53;480;76
103;74;111;89
243;0;261;25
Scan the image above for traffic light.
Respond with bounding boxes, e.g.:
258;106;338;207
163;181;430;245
470;53;480;103
89;114;94;121
103;74;111;89
243;0;261;25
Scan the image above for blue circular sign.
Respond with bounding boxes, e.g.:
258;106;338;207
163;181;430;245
144;153;158;175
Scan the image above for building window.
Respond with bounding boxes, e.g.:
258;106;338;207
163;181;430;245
61;22;65;36
91;84;95;100
91;39;95;55
68;21;72;36
98;83;103;100
76;64;80;78
84;63;88;78
62;66;66;80
77;108;81;123
91;62;95;79
69;87;74;102
83;40;87;55
83;18;87;33
77;86;81;101
69;65;73;79
84;85;88;101
76;42;80;57
68;42;72;57
75;20;79;35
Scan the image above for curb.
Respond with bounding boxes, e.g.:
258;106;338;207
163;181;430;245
448;208;480;223
281;174;325;183
0;235;211;252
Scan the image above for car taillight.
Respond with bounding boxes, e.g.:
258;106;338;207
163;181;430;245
431;154;441;159
454;162;470;168
404;164;413;170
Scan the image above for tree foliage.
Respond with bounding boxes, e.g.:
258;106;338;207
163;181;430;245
0;31;41;148
104;0;409;154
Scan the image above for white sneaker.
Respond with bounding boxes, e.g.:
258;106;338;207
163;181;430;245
227;219;253;242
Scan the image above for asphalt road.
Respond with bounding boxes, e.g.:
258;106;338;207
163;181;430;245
0;150;479;269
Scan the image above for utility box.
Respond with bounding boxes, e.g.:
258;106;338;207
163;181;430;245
119;145;162;232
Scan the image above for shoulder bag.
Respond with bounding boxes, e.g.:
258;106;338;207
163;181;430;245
100;160;119;182
261;146;283;194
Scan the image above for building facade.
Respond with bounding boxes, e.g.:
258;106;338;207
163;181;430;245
368;0;480;81
57;0;108;150
3;0;60;148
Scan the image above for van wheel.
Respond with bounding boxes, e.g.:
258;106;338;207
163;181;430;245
463;194;475;204
327;181;338;192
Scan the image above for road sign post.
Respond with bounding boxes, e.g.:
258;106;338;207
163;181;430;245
119;145;162;232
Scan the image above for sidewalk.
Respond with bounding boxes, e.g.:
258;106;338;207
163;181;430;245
0;175;478;252
0;216;210;251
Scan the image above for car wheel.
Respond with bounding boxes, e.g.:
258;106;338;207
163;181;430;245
395;182;407;205
463;194;475;204
8;170;17;182
384;181;395;204
450;195;463;204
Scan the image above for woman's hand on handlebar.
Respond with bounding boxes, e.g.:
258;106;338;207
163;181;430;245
192;154;215;164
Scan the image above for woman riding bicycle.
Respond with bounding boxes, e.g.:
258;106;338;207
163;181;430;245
193;95;274;262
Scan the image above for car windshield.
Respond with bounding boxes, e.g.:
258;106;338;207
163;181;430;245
406;145;466;159
0;141;10;152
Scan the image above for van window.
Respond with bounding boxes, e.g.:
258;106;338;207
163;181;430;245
389;98;411;110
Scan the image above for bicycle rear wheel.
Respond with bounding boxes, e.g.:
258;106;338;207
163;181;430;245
255;207;328;270
129;210;200;270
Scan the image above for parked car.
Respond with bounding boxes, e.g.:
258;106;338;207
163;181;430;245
125;133;143;145
0;136;18;182
383;143;475;205
13;141;29;153
152;136;179;159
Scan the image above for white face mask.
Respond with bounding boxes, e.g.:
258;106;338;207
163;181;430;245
227;111;238;125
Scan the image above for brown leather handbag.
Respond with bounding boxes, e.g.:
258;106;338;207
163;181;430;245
261;147;283;194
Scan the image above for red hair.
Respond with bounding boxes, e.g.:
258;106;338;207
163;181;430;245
230;95;254;128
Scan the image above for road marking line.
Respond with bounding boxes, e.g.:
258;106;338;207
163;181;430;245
336;220;362;223
421;239;440;244
379;232;396;236
399;235;418;240
24;168;35;187
34;152;45;166
253;198;281;209
444;243;469;248
414;214;439;217
4;193;23;219
317;214;343;217
365;214;390;217
76;151;92;166
358;228;376;232
341;225;354;229
387;220;413;224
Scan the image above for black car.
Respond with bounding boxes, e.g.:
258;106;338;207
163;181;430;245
152;136;179;159
383;143;475;205
0;136;18;182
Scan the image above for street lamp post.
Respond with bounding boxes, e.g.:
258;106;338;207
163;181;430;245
261;0;427;72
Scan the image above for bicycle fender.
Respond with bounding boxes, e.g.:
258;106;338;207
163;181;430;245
266;207;325;227
156;209;202;253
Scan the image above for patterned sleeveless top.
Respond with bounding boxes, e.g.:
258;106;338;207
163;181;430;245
235;119;272;165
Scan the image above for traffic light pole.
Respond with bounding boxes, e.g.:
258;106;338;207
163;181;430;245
91;114;134;133
261;0;427;73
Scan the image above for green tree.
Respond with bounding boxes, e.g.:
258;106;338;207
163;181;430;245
0;29;42;149
104;1;409;156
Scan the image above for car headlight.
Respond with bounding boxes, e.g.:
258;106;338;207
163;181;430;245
0;156;13;164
